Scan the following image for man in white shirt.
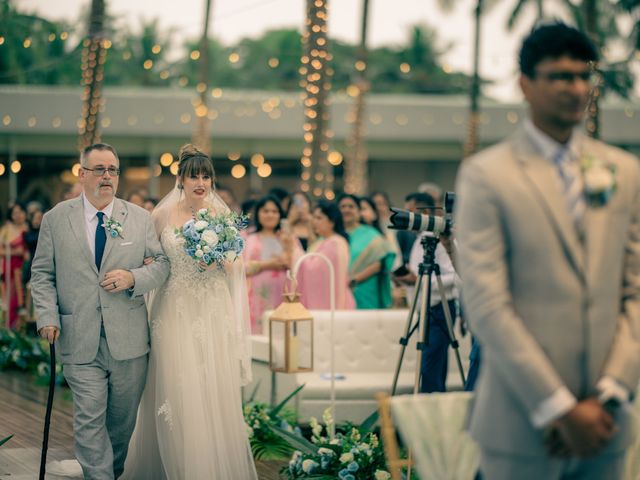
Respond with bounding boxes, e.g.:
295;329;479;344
456;23;640;479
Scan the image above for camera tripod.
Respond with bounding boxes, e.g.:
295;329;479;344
391;234;466;396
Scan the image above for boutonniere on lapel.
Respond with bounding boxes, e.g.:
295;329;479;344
581;155;617;207
103;216;124;239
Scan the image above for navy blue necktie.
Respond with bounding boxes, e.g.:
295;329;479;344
95;212;106;270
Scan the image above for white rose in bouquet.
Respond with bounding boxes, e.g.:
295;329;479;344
195;220;209;232
201;230;219;246
224;250;237;262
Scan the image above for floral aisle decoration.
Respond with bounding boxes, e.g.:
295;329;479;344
176;209;248;271
0;328;64;385
243;384;304;460
278;408;391;480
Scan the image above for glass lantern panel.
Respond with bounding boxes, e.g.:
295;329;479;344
270;320;286;371
294;319;313;371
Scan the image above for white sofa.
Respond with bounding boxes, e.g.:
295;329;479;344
245;309;471;424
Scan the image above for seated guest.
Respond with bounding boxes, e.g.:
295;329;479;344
338;193;395;309
298;201;355;310
243;196;302;332
287;191;315;251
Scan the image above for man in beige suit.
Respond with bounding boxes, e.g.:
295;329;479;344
456;23;640;479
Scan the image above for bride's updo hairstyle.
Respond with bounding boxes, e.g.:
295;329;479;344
177;143;215;188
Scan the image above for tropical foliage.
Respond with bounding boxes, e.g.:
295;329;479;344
0;328;64;385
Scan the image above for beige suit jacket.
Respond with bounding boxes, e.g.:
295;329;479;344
456;126;640;456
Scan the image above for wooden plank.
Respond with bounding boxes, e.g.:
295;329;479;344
0;371;286;479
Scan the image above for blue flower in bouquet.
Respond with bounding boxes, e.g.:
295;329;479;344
102;217;124;239
338;469;355;480
175;209;248;271
347;461;359;472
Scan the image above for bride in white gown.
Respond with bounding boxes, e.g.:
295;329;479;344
122;144;257;479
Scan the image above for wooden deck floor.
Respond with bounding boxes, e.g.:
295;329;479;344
0;371;285;479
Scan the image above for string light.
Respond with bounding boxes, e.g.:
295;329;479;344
169;161;179;175
79;25;108;150
72;163;81;176
160;152;174;167
228;152;241;161
400;63;411;73
251;153;265;167
0;164;5;176
11;160;21;173
231;164;246;178
257;163;272;177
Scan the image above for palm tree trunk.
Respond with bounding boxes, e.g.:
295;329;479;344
536;0;544;20
193;0;213;154
79;0;107;150
344;0;370;195
300;0;332;198
583;0;600;139
464;0;482;158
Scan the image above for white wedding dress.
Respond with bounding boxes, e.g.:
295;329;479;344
122;226;257;479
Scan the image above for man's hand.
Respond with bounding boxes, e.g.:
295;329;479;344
551;398;616;457
101;269;135;293
39;326;60;344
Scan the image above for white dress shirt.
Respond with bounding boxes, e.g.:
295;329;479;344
82;193;115;259
406;233;458;307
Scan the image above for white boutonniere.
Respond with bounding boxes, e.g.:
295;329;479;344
103;217;124;239
581;155;617;207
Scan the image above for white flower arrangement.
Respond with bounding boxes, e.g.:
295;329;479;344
581;155;617;206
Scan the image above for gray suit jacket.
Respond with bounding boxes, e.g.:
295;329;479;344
456;127;640;456
32;196;169;364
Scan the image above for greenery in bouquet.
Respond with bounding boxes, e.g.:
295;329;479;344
175;209;248;271
0;328;65;385
281;408;391;480
243;384;303;461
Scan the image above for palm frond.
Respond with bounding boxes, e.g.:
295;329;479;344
250;436;293;460
359;409;379;434
270;383;305;418
0;435;13;447
269;424;317;455
507;0;528;31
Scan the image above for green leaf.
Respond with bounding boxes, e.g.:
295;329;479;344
269;424;317;455
250;436;293;460
270;383;305;418
0;434;13;447
248;379;262;403
359;409;379;434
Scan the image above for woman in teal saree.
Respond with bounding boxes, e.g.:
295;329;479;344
338;194;395;309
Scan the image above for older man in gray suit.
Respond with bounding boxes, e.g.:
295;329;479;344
32;143;169;479
456;23;640;479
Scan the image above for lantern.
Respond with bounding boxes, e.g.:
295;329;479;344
269;293;314;373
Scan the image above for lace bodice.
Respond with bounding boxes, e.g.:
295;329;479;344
161;227;228;292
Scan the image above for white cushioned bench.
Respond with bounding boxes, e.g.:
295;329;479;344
245;309;471;424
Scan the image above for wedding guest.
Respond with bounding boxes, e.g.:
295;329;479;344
338;194;395;309
359;196;384;234
62;182;83;201
127;190;145;208
243;195;302;332
298;201;355;310
268;187;291;212
287;191;315;251
0;202;28;329
142;197;157;213
22;209;43;283
217;185;241;214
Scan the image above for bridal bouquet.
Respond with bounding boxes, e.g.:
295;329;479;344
176;208;248;271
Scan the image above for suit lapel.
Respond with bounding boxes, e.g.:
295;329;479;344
512;128;586;281
100;198;128;270
68;196;99;275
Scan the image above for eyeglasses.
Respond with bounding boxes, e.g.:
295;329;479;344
82;166;120;177
535;70;596;86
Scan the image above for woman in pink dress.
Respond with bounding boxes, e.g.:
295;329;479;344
0;203;28;330
243;195;301;333
298;201;355;310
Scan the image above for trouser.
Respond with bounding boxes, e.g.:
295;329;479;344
419;299;457;393
63;336;147;479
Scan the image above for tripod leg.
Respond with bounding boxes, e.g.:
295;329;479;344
390;273;423;396
434;272;466;387
414;272;430;395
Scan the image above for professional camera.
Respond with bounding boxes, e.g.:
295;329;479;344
389;192;455;236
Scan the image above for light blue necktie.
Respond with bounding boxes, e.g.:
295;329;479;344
554;147;585;233
95;212;106;270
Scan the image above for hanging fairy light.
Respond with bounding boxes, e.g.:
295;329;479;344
586;61;602;139
344;0;370;195
301;0;333;197
78;1;109;151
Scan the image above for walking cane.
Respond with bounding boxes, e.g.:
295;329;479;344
39;342;56;480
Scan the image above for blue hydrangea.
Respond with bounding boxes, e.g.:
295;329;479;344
338;469;355;480
347;461;359;472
